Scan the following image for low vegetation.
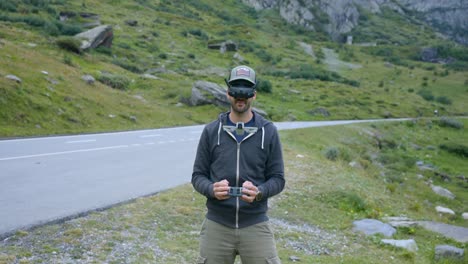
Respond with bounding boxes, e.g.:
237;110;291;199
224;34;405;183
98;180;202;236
1;118;466;263
1;0;468;137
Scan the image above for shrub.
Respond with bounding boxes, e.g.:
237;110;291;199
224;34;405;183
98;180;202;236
43;21;60;36
324;191;368;213
255;49;273;62
112;59;143;74
438;117;463;129
56;36;81;54
0;1;17;12
97;73;131;90
324;147;339;161
63;54;73;66
435;96;452;105
182;28;208;40
56;22;82;36
256;79;272;93
270;64;360;87
445;61;468;71
440;143;468;158
417;89;434;101
95;46;112;55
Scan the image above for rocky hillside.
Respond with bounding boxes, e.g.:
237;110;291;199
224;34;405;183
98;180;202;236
0;0;467;137
242;0;468;44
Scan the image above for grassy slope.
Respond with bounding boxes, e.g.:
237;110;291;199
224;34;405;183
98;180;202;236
0;118;466;263
1;0;467;137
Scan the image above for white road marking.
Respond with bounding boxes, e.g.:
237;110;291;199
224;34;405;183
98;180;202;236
0;145;129;161
66;139;96;144
139;134;162;138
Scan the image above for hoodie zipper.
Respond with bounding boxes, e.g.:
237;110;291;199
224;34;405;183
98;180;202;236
226;131;256;228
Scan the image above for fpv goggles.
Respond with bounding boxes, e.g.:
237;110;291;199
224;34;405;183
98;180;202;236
225;79;257;99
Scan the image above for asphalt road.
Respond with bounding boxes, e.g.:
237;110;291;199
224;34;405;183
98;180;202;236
0;119;405;238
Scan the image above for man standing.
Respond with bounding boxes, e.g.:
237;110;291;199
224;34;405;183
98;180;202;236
192;65;285;264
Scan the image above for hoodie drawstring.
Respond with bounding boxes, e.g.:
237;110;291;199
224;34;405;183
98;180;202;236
261;127;265;149
217;114;266;150
217;121;222;145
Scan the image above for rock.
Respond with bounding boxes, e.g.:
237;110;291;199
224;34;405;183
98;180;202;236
141;74;159;80
381;239;418;252
188;80;268;116
242;0;468;45
307;107;330;117
81;75;95;85
420;47;439;62
463;213;468;220
298;41;315;58
233;52;244;62
125;20;138;27
75;25;113;50
435;245;464;261
189;81;229;107
417;221;468;243
289;255;301;262
382;216;418;228
220;40;237;53
431;185;455;199
436;206;455;215
208;40;238;53
5;74;21;83
352;219;396;237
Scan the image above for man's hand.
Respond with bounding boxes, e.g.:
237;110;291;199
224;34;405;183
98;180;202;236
241;181;259;203
213;179;230;200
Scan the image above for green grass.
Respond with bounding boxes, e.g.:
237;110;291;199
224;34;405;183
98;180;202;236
1;119;467;263
1;0;468;137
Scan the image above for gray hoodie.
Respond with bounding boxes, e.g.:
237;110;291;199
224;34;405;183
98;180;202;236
192;111;285;228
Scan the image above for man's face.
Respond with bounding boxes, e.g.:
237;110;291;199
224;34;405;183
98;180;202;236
227;92;256;114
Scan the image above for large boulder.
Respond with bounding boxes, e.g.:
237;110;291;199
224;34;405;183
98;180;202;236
75;25;113;50
352;219;396;237
189;81;229;107
431;185;455;199
188;80;268;116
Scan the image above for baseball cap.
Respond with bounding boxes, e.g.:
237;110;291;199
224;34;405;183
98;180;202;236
227;65;256;87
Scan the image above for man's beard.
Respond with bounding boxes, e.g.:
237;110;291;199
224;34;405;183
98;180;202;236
231;98;251;114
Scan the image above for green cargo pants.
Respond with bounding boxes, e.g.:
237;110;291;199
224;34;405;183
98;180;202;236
196;218;281;264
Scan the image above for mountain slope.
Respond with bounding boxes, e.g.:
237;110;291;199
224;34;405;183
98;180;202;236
0;0;467;137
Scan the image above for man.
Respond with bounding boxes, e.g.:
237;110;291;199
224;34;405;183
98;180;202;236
192;65;285;264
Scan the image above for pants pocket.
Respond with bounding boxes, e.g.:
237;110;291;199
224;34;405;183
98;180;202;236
266;256;281;264
196;256;207;264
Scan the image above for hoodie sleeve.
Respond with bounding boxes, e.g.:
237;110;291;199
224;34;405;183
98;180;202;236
259;125;285;198
192;125;215;198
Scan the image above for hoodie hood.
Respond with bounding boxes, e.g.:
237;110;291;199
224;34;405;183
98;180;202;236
216;111;271;149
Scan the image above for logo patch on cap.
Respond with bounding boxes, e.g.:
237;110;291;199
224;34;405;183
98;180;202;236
236;67;251;77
